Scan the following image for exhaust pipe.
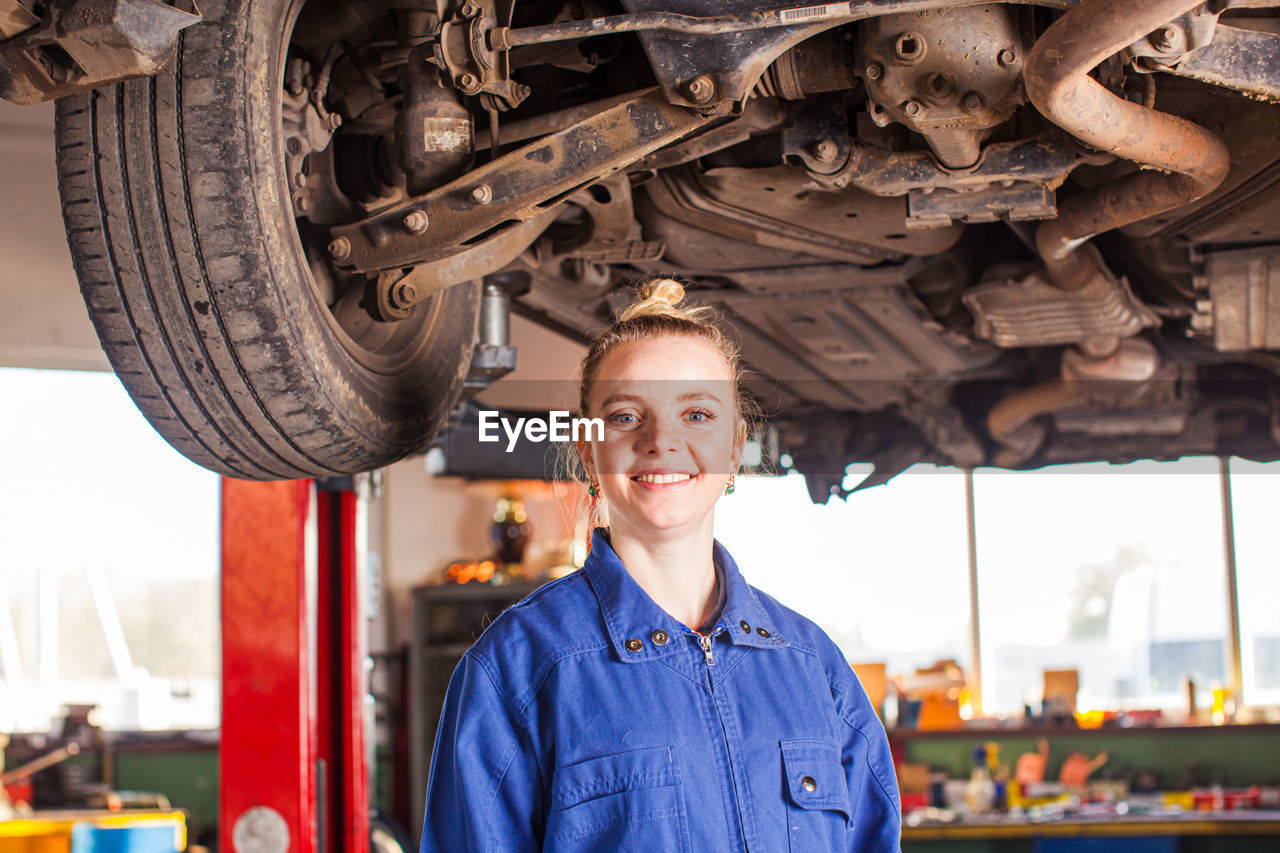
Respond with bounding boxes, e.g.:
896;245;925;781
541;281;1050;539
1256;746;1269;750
1025;0;1231;291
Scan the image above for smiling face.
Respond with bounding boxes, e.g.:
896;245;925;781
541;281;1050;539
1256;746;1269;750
578;334;745;537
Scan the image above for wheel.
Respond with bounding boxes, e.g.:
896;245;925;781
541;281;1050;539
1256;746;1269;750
53;0;482;480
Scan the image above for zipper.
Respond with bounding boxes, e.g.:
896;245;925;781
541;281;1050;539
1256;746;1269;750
699;630;714;665
693;626;750;851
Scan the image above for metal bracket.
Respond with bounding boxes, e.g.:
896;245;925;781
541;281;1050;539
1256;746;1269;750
1148;24;1280;102
327;88;714;273
0;0;201;105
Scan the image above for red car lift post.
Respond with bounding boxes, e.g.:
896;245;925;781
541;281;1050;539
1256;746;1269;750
220;478;370;853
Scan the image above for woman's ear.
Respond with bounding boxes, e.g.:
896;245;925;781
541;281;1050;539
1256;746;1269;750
576;437;594;480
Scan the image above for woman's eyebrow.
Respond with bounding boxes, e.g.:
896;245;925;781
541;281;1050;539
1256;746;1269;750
602;391;723;405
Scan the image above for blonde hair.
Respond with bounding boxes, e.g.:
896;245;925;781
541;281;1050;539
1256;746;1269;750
557;277;764;531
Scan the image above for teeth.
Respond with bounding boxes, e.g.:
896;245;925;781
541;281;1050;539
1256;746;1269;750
634;473;693;484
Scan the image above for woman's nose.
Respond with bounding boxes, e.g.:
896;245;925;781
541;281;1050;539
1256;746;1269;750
637;414;680;453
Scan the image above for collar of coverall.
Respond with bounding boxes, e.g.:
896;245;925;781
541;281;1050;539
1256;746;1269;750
582;526;789;663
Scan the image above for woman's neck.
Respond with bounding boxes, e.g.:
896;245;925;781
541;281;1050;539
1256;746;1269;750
607;516;720;631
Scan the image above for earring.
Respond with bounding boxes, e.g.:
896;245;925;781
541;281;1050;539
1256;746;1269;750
588;483;599;497
723;475;735;495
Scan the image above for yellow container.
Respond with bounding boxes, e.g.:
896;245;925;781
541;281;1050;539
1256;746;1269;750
0;811;185;853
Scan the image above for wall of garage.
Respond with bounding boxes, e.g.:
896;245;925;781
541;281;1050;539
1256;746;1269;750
374;312;587;649
0;102;110;371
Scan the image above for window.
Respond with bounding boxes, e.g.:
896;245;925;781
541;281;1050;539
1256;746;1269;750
717;456;1277;717
972;458;1228;714
716;466;972;676
1227;457;1280;706
0;368;220;731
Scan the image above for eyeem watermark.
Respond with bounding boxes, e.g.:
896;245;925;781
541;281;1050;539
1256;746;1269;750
479;410;604;452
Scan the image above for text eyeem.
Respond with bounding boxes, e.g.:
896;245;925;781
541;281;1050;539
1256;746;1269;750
478;411;604;452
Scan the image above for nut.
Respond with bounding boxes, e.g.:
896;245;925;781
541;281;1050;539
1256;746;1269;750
392;280;419;306
1151;25;1180;53
460;3;479;17
813;139;839;162
686;75;715;104
865;62;883;81
962;92;984;114
471;184;493;204
903;99;923;117
402;210;429;234
998;48;1018;67
327;237;350;261
459;73;478;90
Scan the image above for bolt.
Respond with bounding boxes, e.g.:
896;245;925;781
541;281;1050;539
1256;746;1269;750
998;48;1018;67
903;99;923;117
286;138;303;154
459;73;478;90
460;2;479;16
471;184;493;204
328;237;351;261
392;280;419;306
962;92;984;114
1151;25;1180;52
686;75;715;104
402;210;429;234
865;62;883;81
328;112;342;130
294;194;309;212
293;172;307;188
813;139;839;162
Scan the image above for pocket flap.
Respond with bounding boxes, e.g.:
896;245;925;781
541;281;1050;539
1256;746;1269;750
780;739;852;827
551;745;678;809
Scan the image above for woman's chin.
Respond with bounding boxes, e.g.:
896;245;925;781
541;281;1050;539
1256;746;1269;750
616;492;720;531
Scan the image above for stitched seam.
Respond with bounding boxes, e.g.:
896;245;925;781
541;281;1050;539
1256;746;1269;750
555;805;681;841
831;682;900;810
780;741;852;813
659;654;710;689
555;770;675;805
467;654;524;852
513;642;611;716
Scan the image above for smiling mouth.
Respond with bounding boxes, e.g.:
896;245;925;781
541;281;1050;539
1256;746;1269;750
630;473;696;485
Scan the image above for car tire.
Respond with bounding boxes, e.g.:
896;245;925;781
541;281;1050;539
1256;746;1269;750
52;0;481;480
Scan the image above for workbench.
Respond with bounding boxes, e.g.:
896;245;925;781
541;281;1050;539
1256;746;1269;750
902;809;1280;852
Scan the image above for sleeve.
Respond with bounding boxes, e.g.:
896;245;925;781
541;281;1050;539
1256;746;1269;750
420;650;546;853
826;647;903;853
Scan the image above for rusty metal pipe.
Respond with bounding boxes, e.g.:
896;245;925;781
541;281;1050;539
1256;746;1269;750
1025;0;1231;290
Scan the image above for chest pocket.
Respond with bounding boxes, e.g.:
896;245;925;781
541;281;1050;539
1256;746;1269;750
780;739;853;852
544;744;690;853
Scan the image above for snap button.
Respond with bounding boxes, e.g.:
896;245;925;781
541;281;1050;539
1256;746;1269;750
625;637;643;652
650;629;669;645
756;626;771;638
801;775;816;792
739;620;751;633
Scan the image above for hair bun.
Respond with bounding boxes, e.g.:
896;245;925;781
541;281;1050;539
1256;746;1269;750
616;278;712;324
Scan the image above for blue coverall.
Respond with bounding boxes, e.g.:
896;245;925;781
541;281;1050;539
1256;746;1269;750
421;526;903;852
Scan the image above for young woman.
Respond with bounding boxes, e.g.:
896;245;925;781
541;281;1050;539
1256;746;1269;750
420;278;902;852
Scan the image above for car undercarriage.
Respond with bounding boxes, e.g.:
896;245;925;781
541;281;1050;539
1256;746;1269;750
3;0;1279;499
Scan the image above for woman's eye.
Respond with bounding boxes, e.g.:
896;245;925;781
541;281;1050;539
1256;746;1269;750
688;408;716;422
607;412;637;425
